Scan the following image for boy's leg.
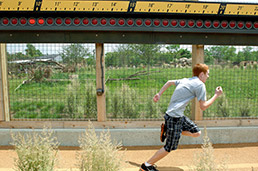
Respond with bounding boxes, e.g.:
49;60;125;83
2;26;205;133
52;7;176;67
182;131;201;137
147;147;169;165
142;116;182;166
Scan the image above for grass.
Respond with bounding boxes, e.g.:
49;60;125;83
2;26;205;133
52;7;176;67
11;124;125;171
77;122;125;171
8;66;258;119
11;127;59;171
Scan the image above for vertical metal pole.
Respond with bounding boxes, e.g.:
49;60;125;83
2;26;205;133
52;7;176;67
0;44;10;121
191;45;204;121
95;43;106;122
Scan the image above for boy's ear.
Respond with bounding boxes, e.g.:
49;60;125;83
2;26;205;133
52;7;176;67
198;72;204;78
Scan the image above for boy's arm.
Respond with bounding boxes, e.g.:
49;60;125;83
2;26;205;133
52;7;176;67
153;80;176;102
199;86;223;111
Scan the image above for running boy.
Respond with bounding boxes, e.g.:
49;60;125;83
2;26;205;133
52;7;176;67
140;63;223;171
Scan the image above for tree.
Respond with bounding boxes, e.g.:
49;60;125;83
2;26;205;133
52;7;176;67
237;46;254;62
251;50;258;61
106;51;120;67
7;52;26;61
85;49;95;66
105;44;132;67
166;44;180;54
206;46;236;63
204;49;214;64
165;45;191;61
158;52;172;64
175;48;191;59
60;44;91;67
25;44;43;58
105;44;192;67
105;44;160;67
128;44;161;66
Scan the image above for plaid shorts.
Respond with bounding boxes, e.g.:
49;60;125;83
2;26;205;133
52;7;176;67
164;114;200;152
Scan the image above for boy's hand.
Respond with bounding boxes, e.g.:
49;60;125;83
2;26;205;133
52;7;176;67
153;93;160;102
215;86;223;96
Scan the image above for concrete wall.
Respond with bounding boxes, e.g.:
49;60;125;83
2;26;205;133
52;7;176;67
1;127;258;147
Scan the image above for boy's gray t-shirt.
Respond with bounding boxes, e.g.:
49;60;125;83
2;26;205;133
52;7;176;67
166;76;206;117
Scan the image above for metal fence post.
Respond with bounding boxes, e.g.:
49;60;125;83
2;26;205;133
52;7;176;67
95;43;106;122
0;44;10;121
191;45;204;121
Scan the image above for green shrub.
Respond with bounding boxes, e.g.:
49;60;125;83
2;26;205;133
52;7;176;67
146;98;162;118
32;67;45;82
216;95;230;117
77;122;125;171
11;127;59;171
83;82;97;118
239;101;251;117
253;63;258;70
108;90;120;118
108;84;139;118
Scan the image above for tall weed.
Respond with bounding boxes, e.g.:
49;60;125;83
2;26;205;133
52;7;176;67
66;77;83;118
145;90;162;118
190;127;228;171
120;84;139;118
83;81;97;118
108;84;139;118
77;122;125;171
66;77;97;118
11;127;59;171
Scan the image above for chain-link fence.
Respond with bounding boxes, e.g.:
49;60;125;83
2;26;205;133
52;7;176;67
7;43;258;120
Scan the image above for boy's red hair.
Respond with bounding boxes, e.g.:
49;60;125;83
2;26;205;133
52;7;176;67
192;63;209;76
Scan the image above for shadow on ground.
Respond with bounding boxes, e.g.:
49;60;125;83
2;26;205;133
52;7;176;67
127;161;184;171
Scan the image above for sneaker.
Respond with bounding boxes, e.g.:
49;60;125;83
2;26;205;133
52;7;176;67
140;163;159;171
160;123;167;142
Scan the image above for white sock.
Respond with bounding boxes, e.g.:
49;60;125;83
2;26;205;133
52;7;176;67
145;162;152;166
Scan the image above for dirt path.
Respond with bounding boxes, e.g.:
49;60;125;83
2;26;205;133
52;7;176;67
1;145;258;171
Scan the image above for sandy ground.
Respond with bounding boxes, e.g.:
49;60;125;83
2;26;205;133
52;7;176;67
1;145;258;171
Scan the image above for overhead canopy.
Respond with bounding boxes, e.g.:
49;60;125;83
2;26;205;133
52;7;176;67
0;0;257;45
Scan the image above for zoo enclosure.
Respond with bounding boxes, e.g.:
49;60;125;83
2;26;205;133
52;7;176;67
1;43;258;129
4;43;258;122
1;0;258;128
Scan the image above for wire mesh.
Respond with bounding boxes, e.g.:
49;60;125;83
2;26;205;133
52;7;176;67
204;45;258;119
105;44;192;120
6;43;258;121
8;43;97;120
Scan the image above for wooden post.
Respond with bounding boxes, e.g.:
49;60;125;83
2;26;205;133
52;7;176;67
0;44;10;121
95;43;106;122
191;45;204;121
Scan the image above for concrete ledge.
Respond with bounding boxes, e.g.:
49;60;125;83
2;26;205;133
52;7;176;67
0;126;258;147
